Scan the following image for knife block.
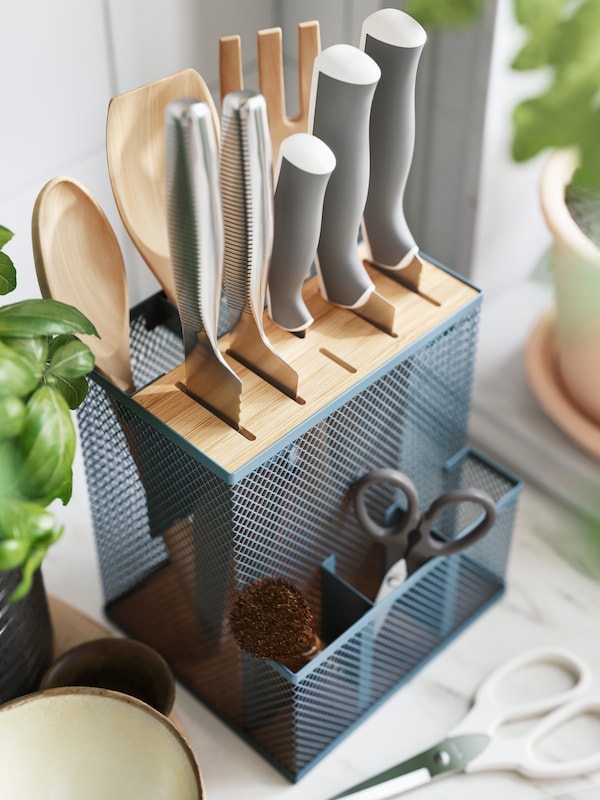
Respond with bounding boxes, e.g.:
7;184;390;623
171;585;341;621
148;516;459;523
76;256;521;780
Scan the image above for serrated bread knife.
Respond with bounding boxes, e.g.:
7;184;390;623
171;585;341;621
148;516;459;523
220;90;299;400
165;98;243;430
267;132;336;334
309;44;395;334
360;8;427;282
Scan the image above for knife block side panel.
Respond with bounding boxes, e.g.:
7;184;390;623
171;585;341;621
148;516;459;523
76;260;520;780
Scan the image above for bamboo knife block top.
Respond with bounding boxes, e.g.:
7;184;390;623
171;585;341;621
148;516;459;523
133;259;478;477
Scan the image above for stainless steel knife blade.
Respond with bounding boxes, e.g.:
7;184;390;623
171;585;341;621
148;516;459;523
165;98;243;430
220;89;299;399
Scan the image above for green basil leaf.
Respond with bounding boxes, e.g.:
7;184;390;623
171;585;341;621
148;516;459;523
0;538;29;571
0;226;14;249
511;0;600;189
49;469;73;506
405;0;485;26
511;0;562;70
0;497;32;547
0;500;61;565
0;251;16;296
0;441;22;499
0;299;98;338
49;373;90;410
18;385;76;504
1;335;48;368
0;395;26;439
8;543;51;602
0;341;40;397
47;335;95;379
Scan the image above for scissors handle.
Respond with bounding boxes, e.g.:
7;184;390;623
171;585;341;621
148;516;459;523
466;695;600;779
452;646;593;736
353;467;420;544
406;487;497;572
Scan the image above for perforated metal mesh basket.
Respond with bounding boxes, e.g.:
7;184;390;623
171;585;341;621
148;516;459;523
77;286;520;780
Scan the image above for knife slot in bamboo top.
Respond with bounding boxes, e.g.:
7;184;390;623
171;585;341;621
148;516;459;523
132;259;478;477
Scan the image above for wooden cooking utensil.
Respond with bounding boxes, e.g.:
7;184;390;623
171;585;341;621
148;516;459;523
219;21;321;166
33;178;212;623
32;176;135;394
106;68;219;306
219;35;244;100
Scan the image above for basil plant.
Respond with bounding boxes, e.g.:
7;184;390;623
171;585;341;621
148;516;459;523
0;226;97;600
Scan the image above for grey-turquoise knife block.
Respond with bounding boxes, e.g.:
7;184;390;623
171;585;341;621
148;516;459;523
77;256;521;780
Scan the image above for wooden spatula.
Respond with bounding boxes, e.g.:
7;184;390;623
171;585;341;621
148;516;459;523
106;68;219;306
219;21;321;167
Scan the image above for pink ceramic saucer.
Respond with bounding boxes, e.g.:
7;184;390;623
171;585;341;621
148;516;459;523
525;308;600;461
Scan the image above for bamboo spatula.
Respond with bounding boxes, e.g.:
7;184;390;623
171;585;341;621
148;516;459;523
219;21;320;167
106;68;219;306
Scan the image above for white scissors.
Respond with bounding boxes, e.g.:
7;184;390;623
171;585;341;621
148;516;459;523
330;646;600;799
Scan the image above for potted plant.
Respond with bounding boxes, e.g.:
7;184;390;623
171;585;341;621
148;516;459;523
407;0;600;448
0;225;97;701
406;0;600;187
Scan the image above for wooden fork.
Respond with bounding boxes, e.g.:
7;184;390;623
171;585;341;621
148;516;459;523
219;21;321;166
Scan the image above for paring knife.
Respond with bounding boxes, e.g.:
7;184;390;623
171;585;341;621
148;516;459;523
220;89;299;400
360;8;427;283
267;132;336;334
309;44;395;334
165;98;243;430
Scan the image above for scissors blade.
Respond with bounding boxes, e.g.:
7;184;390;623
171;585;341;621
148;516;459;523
329;734;490;800
375;558;408;603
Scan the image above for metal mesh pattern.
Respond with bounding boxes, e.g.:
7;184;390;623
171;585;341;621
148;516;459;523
76;291;520;780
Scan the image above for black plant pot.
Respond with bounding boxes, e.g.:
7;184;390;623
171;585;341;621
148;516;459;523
0;569;53;704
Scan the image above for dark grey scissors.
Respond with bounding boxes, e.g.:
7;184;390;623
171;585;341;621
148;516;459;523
353;468;497;601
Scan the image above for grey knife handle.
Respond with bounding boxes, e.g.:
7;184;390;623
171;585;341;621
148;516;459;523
165;98;222;345
267;133;336;332
309;44;380;308
361;9;426;269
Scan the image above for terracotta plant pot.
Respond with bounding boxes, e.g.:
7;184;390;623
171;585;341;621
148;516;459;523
539;149;600;427
0;569;53;703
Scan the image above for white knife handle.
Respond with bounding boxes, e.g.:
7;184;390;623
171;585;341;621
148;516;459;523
361;9;426;270
309;44;380;308
267;133;336;332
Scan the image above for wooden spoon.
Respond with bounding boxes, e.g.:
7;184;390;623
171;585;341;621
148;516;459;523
32;176;135;394
106;68;219;306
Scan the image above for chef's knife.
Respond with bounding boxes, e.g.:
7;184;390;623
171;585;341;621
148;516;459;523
360;8;427;283
267;132;336;334
220;89;299;400
309;44;395;334
165;98;243;430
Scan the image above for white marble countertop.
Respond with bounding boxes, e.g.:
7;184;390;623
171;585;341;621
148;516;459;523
43;442;600;800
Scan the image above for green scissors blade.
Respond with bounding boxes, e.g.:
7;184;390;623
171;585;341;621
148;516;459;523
330;734;490;800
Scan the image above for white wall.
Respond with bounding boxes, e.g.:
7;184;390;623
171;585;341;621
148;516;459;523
1;1;115;301
470;0;552;296
0;0;278;306
1;0;550;306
